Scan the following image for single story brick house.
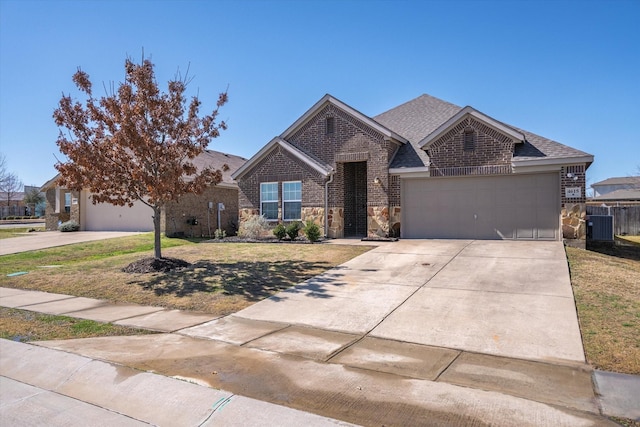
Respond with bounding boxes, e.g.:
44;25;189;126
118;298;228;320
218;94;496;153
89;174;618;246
41;150;246;237
232;94;594;240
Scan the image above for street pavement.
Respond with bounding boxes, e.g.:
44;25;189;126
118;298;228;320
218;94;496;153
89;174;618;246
1;239;638;425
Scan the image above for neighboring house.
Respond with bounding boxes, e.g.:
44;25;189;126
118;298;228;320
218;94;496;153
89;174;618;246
41;150;247;237
0;191;26;218
233;94;594;240
591;176;640;201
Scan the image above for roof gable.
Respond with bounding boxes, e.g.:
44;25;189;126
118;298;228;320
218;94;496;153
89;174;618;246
419;106;525;149
281;94;407;144
231;137;333;180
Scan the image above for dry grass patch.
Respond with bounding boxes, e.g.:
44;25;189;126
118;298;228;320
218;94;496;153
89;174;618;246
0;227;45;239
1;241;372;315
0;307;153;342
566;244;640;374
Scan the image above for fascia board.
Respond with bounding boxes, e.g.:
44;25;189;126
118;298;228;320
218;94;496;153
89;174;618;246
512;155;594;169
215;182;238;189
281;94;407;144
389;167;431;178
231;137;281;180
419;106;525;149
277;139;332;177
231;138;332;180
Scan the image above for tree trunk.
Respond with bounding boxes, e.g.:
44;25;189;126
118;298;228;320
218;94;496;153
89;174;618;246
153;205;162;259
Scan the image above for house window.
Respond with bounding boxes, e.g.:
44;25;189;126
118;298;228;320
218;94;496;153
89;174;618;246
463;127;475;151
64;192;72;214
282;181;302;221
260;182;278;220
326;117;335;135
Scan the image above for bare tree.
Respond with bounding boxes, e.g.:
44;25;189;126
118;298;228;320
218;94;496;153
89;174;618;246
53;56;228;260
0;153;7;188
0;172;23;207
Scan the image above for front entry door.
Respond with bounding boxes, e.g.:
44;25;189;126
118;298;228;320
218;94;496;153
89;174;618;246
344;161;367;237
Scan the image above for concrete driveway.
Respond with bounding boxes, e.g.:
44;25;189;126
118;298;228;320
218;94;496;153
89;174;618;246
13;239;614;425
0;231;145;256
234;239;585;363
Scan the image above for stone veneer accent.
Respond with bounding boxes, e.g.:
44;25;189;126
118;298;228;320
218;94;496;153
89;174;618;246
389;205;401;238
562;203;586;240
367;206;390;237
301;207;324;228
326;207;344;238
560;165;587;240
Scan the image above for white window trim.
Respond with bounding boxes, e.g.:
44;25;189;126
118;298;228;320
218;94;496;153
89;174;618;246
260;182;279;221
282;181;302;221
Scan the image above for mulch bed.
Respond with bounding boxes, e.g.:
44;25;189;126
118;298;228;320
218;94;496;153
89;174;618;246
122;257;191;273
204;236;326;244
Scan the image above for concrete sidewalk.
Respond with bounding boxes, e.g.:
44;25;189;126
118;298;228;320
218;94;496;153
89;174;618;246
1;286;638;424
0;340;354;426
1;239;638;424
0;231;144;256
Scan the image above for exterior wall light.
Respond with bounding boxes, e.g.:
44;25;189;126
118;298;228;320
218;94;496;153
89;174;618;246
374;177;381;185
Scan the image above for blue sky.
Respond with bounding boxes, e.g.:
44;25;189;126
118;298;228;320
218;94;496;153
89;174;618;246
1;0;638;191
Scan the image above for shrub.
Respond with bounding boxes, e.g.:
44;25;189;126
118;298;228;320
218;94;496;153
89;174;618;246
273;223;286;240
238;214;270;239
303;220;321;243
285;222;301;240
59;220;80;232
214;228;226;239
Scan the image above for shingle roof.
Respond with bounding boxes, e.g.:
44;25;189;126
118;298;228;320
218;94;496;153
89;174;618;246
374;94;461;168
191;149;247;185
592;176;640;187
591;188;640;201
373;93;593;168
41;149;246;190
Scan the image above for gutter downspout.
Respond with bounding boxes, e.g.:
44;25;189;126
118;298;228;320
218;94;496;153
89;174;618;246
324;171;335;238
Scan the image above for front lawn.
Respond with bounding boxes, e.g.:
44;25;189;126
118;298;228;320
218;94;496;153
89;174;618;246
0;227;45;239
567;244;640;374
0;307;153;342
0;234;373;315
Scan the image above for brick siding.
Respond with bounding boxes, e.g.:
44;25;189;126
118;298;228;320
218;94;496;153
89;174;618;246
163;186;239;237
427;118;515;172
238;103;396;237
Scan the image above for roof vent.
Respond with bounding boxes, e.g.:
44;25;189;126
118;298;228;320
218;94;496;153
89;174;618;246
463;127;475;151
326;117;335;135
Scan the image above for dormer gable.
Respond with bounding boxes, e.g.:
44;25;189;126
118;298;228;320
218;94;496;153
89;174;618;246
419;106;525;149
281;94;407;144
418;106;526;175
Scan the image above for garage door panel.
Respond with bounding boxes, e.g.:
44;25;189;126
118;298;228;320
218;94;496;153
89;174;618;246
82;192;153;232
402;174;559;240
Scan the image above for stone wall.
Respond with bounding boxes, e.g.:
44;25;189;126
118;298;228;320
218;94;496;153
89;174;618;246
389;205;401;238
368;206;390;237
562;203;586;240
327;207;344;238
301;206;324;228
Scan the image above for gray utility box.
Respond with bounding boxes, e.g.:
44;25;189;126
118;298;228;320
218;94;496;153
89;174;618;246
587;215;614;242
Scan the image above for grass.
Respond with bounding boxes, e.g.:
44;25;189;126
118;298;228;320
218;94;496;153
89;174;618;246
0;227;45;239
0;233;194;275
0;307;153;342
617;235;640;245
566;243;640;374
0;234;373;315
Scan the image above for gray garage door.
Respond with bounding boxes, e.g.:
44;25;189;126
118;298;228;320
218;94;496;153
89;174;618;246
402;173;560;240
